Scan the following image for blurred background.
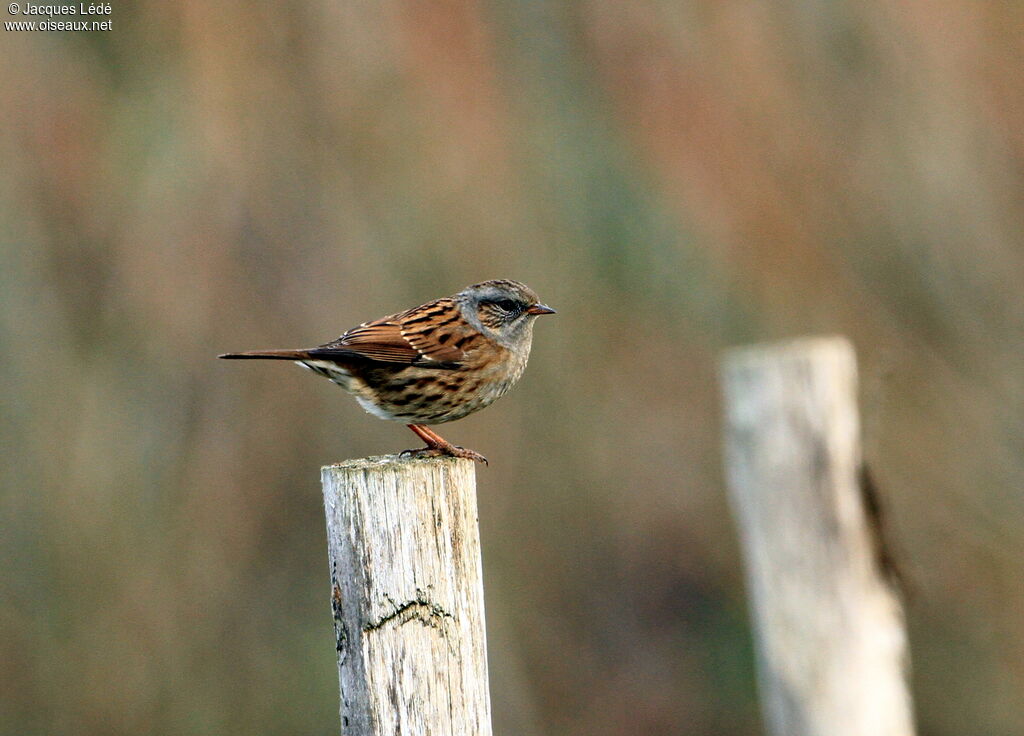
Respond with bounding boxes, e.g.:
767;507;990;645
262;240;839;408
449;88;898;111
1;1;1022;734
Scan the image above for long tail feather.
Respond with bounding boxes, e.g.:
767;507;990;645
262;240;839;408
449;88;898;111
218;350;311;360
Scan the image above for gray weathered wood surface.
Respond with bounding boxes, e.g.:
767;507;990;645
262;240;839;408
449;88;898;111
722;337;915;736
322;455;492;736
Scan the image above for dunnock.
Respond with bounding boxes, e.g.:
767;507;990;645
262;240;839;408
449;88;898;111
220;280;555;464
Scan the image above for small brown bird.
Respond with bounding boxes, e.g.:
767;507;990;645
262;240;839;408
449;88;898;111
220;280;555;464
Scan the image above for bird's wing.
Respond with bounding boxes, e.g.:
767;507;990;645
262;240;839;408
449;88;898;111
311;298;472;367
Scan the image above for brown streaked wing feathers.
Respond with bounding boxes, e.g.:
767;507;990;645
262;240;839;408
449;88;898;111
311;298;467;367
315;320;420;363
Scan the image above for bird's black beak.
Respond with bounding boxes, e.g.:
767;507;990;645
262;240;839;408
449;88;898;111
527;303;557;315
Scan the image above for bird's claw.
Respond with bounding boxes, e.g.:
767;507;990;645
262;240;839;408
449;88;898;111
400;446;488;465
449;446;489;465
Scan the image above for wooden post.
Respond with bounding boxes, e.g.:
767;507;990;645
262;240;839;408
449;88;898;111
321;455;492;736
721;337;915;736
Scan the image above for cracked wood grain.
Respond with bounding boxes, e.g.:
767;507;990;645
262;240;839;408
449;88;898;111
722;337;915;736
322;455;492;736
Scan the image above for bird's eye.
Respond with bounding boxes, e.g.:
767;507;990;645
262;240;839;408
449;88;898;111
495;298;520;313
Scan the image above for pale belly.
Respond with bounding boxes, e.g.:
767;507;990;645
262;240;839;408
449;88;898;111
297;351;528;425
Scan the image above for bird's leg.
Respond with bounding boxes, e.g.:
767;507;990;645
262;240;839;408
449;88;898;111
402;424;488;465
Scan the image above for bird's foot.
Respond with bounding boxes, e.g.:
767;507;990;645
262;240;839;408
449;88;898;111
447;445;488;464
404;424;489;465
400;445;489;465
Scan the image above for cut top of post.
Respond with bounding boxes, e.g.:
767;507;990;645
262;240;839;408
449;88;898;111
322;453;473;470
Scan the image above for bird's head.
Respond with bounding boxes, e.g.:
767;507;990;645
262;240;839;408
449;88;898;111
457;280;556;349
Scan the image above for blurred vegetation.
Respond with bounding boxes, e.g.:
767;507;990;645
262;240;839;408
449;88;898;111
1;1;1022;734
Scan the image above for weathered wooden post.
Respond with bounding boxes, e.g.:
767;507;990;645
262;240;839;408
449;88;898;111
721;337;915;736
321;455;492;736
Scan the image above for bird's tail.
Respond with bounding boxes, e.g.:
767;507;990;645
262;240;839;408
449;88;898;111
218;350;311;360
